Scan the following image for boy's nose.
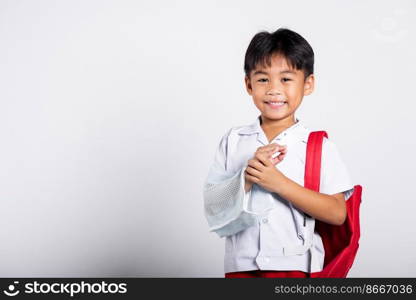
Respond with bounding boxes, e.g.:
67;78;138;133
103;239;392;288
266;82;284;95
267;89;283;96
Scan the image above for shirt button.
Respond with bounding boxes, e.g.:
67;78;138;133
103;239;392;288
262;218;268;224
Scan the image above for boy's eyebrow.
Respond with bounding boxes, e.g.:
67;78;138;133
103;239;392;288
252;70;268;76
252;69;297;76
280;70;297;75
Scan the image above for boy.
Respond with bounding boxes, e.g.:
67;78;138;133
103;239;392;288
203;28;354;278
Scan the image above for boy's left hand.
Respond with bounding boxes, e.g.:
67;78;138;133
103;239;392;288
245;144;287;193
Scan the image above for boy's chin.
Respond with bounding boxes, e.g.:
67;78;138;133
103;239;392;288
261;112;289;120
260;113;297;124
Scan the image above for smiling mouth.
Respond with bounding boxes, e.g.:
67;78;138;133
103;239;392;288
264;100;287;108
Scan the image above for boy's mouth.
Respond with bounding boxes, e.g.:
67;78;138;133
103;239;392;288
264;100;287;108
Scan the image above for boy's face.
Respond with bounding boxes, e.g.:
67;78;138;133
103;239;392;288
245;54;314;125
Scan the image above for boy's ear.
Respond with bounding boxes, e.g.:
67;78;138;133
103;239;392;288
245;76;253;95
303;74;315;96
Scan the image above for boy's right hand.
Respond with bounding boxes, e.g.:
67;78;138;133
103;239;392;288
244;143;287;192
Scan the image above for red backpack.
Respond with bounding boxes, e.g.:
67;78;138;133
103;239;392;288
306;131;362;278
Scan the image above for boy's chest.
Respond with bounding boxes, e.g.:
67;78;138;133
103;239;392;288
227;133;308;185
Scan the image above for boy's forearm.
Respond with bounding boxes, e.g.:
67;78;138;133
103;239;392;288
273;175;346;225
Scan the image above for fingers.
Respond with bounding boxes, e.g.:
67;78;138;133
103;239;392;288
244;159;263;183
245;165;262;178
247;158;264;171
256;143;287;155
252;143;288;167
246;157;267;180
271;145;287;158
254;151;273;167
273;145;287;158
256;143;280;153
245;170;259;184
271;152;286;165
256;144;279;160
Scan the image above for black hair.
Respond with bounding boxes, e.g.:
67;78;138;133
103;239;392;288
244;28;314;81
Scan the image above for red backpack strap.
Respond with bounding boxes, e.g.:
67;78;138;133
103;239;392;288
304;131;328;192
305;130;362;278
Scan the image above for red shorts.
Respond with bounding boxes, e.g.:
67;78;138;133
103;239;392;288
225;270;310;278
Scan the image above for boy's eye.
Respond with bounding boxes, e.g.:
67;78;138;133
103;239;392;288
282;78;292;82
257;78;268;82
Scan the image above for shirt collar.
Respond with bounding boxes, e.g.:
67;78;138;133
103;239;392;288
239;115;304;136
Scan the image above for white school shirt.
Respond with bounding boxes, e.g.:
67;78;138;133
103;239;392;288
203;115;354;274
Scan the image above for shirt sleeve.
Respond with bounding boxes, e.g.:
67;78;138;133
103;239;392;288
319;138;354;200
203;129;257;238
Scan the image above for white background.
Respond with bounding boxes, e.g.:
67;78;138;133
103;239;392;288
0;0;415;277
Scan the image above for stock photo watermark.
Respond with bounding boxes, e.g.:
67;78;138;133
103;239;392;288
2;280;127;297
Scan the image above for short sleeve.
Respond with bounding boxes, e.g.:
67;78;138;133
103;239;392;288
319;138;354;200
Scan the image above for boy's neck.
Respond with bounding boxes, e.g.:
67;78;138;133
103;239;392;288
260;115;298;143
260;115;297;131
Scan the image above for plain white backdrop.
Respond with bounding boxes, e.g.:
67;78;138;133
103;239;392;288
0;0;415;277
